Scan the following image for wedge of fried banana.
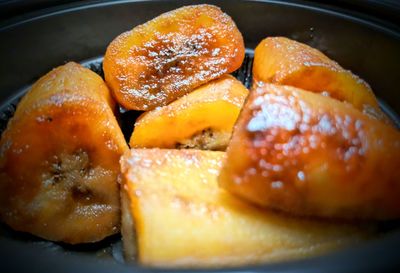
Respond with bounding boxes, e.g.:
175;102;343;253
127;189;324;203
0;62;128;244
253;37;389;123
129;75;248;150
219;83;400;220
103;4;245;110
121;149;372;267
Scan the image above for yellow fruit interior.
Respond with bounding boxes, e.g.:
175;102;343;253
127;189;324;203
121;149;372;268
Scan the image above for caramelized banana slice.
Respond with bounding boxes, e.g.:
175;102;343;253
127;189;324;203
121;149;372;267
219;83;400;220
0;62;128;244
129;75;248;150
103;4;245;110
253;37;387;121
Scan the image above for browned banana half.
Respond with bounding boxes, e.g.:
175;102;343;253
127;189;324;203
120;149;372;267
0;62;128;244
129;75;248;151
103;4;245;110
219;83;400;220
253;37;390;123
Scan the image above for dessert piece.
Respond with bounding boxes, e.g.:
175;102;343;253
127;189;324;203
253;37;388;122
121;149;371;267
103;4;245;110
129;75;248;150
0;62;128;244
219;83;400;220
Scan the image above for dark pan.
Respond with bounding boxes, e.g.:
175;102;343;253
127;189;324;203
0;1;400;272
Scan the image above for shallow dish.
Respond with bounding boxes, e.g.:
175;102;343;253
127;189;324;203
0;1;400;272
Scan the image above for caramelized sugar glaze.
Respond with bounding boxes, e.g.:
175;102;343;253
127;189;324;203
0;63;128;243
103;5;244;110
219;84;400;220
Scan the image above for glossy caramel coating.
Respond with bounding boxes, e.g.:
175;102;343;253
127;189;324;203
219;83;400;220
0;62;128;243
129;75;248;150
253;37;388;122
103;4;245;110
121;149;372;267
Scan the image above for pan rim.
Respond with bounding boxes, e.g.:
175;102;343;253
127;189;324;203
0;0;399;39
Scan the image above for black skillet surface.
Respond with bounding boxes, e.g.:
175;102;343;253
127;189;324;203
0;1;400;272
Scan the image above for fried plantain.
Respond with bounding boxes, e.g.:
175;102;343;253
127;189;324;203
219;83;400;220
129;75;248;150
121;149;372;267
103;4;245;110
0;62;128;244
253;37;389;122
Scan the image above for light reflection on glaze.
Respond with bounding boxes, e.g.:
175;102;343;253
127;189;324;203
219;83;400;220
0;62;127;243
103;4;245;110
252;37;391;125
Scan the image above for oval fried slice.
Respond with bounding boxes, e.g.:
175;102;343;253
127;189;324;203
219;83;400;220
103;4;245;110
129;75;248;150
0;62;128;244
253;37;388;122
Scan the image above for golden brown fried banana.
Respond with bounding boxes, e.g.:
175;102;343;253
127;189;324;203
121;149;372;267
103;4;245;110
129;75;248;150
0;62;128;244
253;37;388;122
219;83;400;220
